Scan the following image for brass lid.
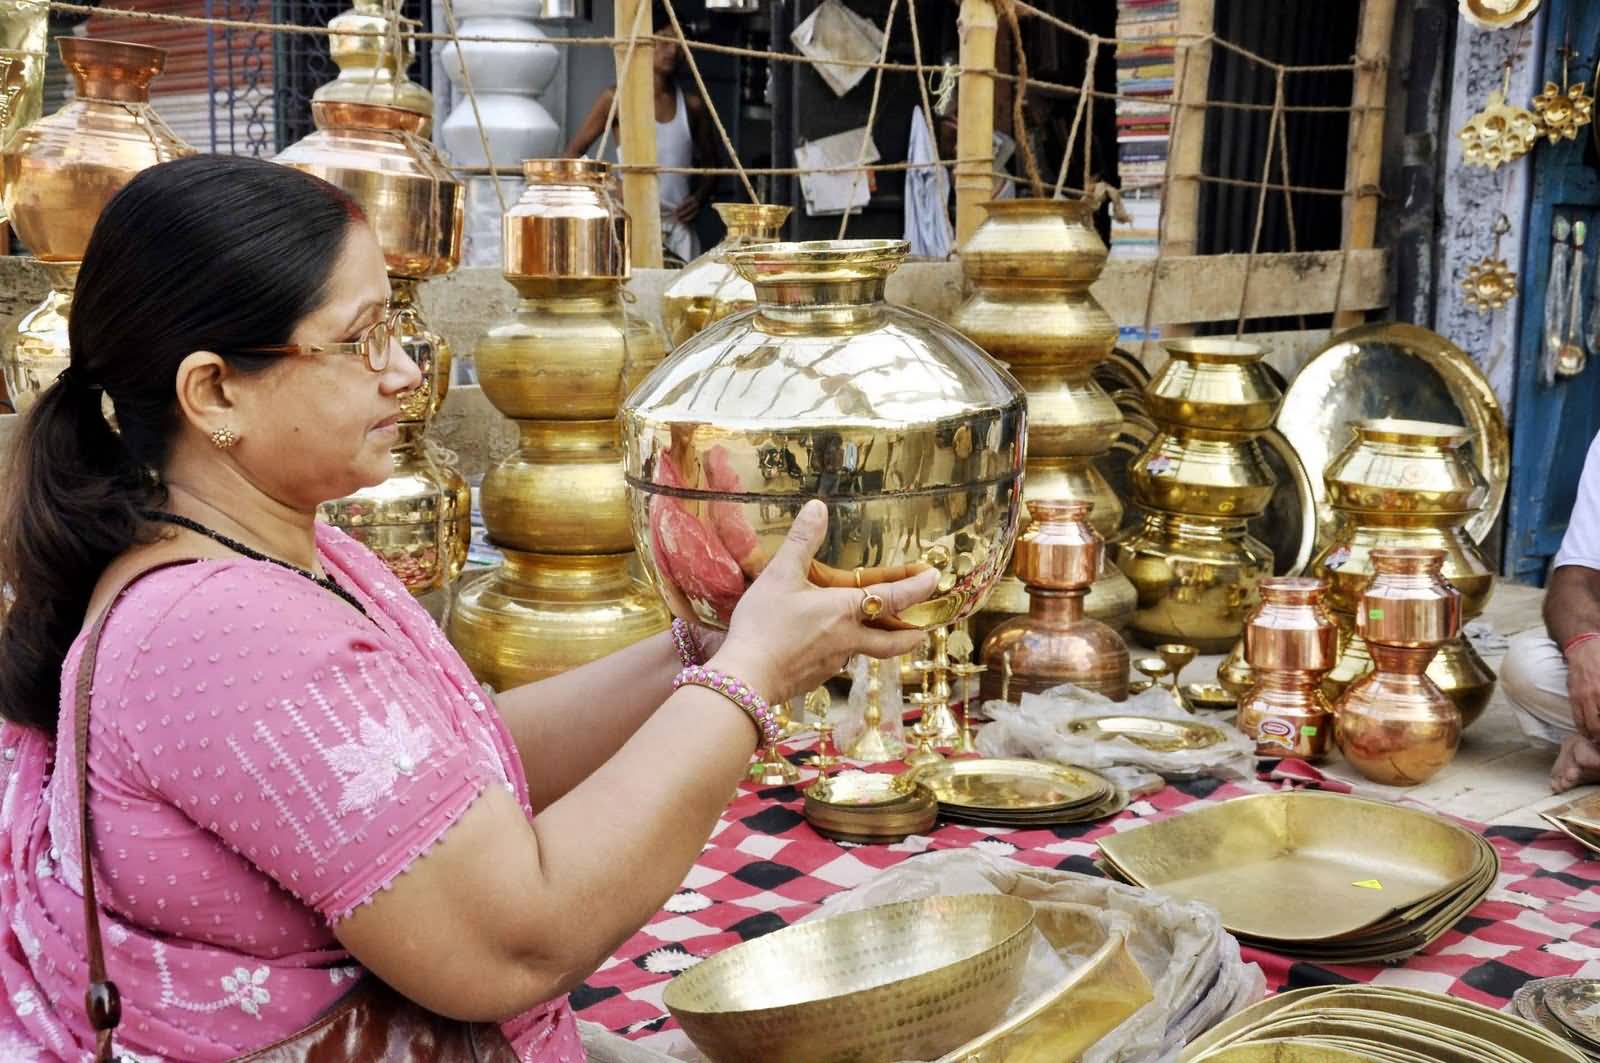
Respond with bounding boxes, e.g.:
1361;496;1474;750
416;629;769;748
504;157;629;282
59;37;163;104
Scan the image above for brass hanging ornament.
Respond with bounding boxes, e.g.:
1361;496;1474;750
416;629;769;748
1532;42;1593;143
1462;214;1518;313
1459;0;1541;30
1460;65;1540;169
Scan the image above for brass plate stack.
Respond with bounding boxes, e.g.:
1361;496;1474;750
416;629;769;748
802;772;938;844
1180;986;1588;1062
911;757;1128;828
1513;977;1600;1060
662;895;1034;1063
1098;792;1497;963
1540;792;1600;857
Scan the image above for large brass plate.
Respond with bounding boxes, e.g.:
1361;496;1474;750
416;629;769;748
1063;715;1226;753
1281;987;1585;1061
1256;428;1318;576
936;787;1130;828
1278;323;1509;546
1192;1040;1375;1062
1096;791;1482;942
914;758;1111;812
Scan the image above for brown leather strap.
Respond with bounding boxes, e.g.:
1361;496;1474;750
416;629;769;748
75;561;198;1063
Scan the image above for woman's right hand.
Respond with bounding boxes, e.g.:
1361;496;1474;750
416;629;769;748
706;500;938;705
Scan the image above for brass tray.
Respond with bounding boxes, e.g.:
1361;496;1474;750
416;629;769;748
1277;322;1509;547
1180;989;1332;1061
1063;715;1225;753
1540;807;1600;858
805;770;916;807
1549;981;1600;1048
1182;682;1238;711
1193;1041;1377;1063
937;787;1130;829
913;758;1112;812
1294;987;1589;1061
1096;791;1482;942
1551;792;1600;834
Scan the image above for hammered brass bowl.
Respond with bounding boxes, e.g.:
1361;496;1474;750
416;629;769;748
662;894;1035;1063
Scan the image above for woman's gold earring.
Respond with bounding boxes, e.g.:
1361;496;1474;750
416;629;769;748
210;427;240;450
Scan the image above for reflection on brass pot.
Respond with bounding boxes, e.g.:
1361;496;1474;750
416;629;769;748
1115;513;1271;653
623;239;1027;629
981;500;1129;702
481;420;634;555
662;201;791;346
1335;548;1462;786
1237;577;1338;761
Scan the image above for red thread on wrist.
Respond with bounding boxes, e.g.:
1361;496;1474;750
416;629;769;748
1562;631;1600;657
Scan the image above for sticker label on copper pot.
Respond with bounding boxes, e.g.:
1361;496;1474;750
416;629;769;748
1352;879;1384;890
1368;608;1385;620
1256;718;1296;752
1300;725;1318;737
1325;546;1352;569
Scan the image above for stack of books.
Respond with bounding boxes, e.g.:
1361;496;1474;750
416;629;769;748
1112;0;1176;259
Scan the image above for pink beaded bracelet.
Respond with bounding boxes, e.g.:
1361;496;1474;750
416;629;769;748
673;665;780;750
671;617;706;669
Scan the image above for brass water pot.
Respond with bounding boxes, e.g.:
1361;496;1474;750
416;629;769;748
1116;512;1272;653
1335;547;1462;786
622;239;1027;629
314;0;434;120
1237;577;1338;761
662;202;791;347
980;500;1129;702
1;38;192;409
954;198;1134;633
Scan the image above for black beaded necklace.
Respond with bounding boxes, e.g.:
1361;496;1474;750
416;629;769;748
143;510;369;618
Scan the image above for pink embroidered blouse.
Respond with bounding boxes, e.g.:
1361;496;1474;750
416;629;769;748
0;525;582;1061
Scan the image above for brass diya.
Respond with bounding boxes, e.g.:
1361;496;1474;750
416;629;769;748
662;895;1034;1063
661;201;791;347
980;499;1129;702
1236;577;1339;761
450;159;670;688
955;199;1136;635
276;16;470;595
1;38;193;409
622;239;1027;630
1335;547;1462;787
1113;339;1281;651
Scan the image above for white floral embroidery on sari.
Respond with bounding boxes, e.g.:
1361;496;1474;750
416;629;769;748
324;703;433;814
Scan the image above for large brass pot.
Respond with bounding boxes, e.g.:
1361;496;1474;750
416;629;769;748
1335;547;1462;786
622;239;1027;629
981;500;1129;702
662;201;791;347
1116;512;1272;653
953;198;1133;633
1;38;192;409
1237;577;1338;761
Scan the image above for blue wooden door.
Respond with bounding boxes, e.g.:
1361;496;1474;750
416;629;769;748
1507;0;1600;583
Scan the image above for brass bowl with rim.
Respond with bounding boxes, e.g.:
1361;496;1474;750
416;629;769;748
662;894;1035;1063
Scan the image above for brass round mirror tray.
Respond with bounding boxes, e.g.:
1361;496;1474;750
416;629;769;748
1278;323;1509;548
1064;715;1225;752
911;757;1111;812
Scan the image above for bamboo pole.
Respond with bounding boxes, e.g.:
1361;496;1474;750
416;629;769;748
1334;0;1395;329
613;0;663;267
1163;0;1213;258
955;0;997;246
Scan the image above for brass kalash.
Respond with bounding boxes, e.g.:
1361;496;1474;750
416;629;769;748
661;202;791;347
275;0;470;597
1112;339;1281;652
1;37;192;410
622;238;1026;691
449;159;671;688
954;199;1137;641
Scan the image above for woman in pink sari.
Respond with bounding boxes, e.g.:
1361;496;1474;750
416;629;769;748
0;156;934;1061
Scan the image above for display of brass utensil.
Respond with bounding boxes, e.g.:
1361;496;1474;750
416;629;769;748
1547;215;1574;386
912;757;1111;812
1130;656;1169;694
1156;643;1198;689
1098;791;1481;942
1235;577;1339;761
662;202;792;346
1182;682;1238;711
1549;981;1600;1048
662;895;1034;1063
1278;323;1508;547
1064;715;1225;752
802;778;938;844
1559;220;1590;378
936;786;1130;828
1516;978;1600;1060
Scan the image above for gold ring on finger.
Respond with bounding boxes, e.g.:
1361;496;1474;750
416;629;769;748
854;566;866;590
860;590;886;620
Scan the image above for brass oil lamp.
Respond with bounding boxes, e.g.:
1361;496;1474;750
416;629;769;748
450;159;671;689
275;1;469;596
980;499;1129;702
954;199;1136;640
621;238;1027;632
1111;339;1280;651
661;202;791;347
1236;577;1339;761
1335;546;1462;786
1313;419;1496;727
1;38;193;410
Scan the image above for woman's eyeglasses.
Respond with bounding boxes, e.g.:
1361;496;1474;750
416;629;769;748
238;308;405;373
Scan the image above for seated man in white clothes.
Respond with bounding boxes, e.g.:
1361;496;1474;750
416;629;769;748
1503;433;1600;792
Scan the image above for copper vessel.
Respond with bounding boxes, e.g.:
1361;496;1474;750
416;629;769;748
1335;547;1463;786
1314;419;1496;727
622;239;1027;630
1236;577;1338;761
980;500;1129;702
276;14;469;595
1112;339;1280;651
1;38;193;409
450;159;669;688
662;202;791;347
955;199;1136;637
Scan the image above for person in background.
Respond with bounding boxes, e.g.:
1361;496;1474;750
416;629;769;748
565;12;718;263
1503;431;1600;792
